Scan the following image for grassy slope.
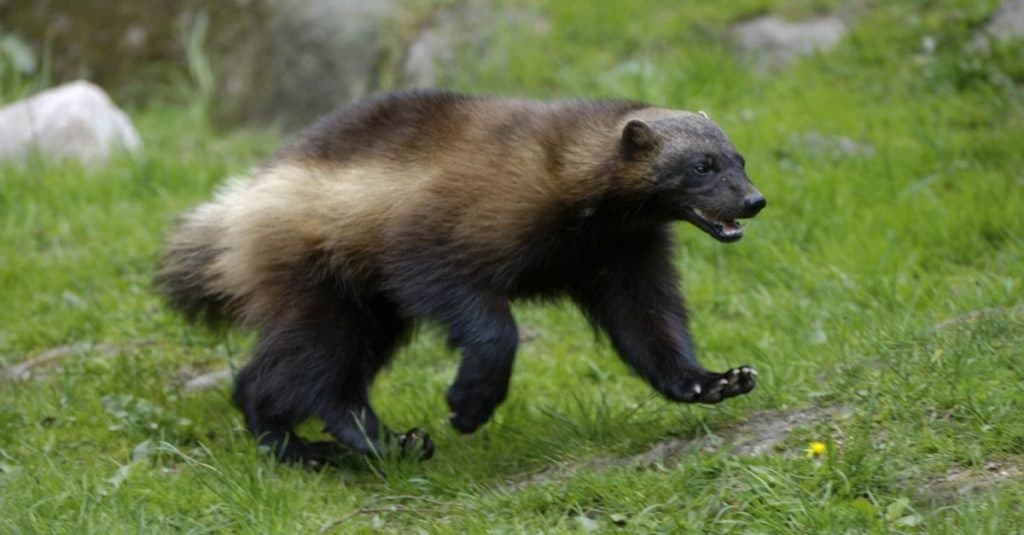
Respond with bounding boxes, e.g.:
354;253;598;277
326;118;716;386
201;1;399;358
2;0;1023;532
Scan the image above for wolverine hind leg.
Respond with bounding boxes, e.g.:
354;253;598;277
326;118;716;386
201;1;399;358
233;364;342;467
233;283;432;465
313;294;433;460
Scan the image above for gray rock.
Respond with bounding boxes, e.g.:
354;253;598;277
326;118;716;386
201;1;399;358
400;0;548;88
0;80;141;165
215;0;404;128
732;15;846;67
401;2;488;88
972;0;1024;49
223;0;547;127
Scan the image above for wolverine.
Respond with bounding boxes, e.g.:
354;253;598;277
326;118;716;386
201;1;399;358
156;89;766;464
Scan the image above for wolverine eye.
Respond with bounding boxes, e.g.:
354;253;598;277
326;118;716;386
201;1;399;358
692;159;713;175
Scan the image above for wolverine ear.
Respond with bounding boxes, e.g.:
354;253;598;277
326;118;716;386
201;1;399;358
622;119;657;153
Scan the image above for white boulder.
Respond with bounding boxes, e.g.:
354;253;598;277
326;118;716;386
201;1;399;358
0;80;141;165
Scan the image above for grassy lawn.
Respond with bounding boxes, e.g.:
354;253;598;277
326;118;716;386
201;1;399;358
2;1;1023;532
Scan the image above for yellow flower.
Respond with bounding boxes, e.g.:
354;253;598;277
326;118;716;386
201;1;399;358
805;441;827;457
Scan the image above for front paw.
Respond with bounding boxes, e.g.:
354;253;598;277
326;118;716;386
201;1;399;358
674;366;758;404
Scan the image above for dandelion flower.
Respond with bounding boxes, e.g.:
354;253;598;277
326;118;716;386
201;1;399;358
805;441;827;458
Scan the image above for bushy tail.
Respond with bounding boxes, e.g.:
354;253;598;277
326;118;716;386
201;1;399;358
154;207;233;328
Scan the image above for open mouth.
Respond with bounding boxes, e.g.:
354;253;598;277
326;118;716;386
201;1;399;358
682;207;745;242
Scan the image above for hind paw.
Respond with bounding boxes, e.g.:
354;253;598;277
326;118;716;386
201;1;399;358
679;366;758;403
269;440;345;470
386;427;435;460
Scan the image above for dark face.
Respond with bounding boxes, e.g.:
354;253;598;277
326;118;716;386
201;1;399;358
622;115;765;242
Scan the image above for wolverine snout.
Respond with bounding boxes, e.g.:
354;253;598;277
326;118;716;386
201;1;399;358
742;193;766;217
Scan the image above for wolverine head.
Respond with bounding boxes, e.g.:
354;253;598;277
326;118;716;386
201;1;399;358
619;110;765;242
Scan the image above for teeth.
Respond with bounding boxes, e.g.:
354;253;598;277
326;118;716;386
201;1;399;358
691;208;745;236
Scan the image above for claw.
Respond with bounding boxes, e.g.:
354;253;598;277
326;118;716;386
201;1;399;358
395;427;434;460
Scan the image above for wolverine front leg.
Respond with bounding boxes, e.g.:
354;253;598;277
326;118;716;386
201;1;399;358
571;228;756;403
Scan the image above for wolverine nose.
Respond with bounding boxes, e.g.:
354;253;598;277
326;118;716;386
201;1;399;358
743;194;766;215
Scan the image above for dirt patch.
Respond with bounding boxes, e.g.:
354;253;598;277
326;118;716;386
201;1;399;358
2;339;153;382
921;461;1022;504
932;305;1024;331
504;405;852;491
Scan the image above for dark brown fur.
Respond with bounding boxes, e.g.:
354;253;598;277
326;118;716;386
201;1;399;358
156;89;766;464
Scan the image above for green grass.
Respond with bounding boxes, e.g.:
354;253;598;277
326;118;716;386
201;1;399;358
2;1;1023;532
